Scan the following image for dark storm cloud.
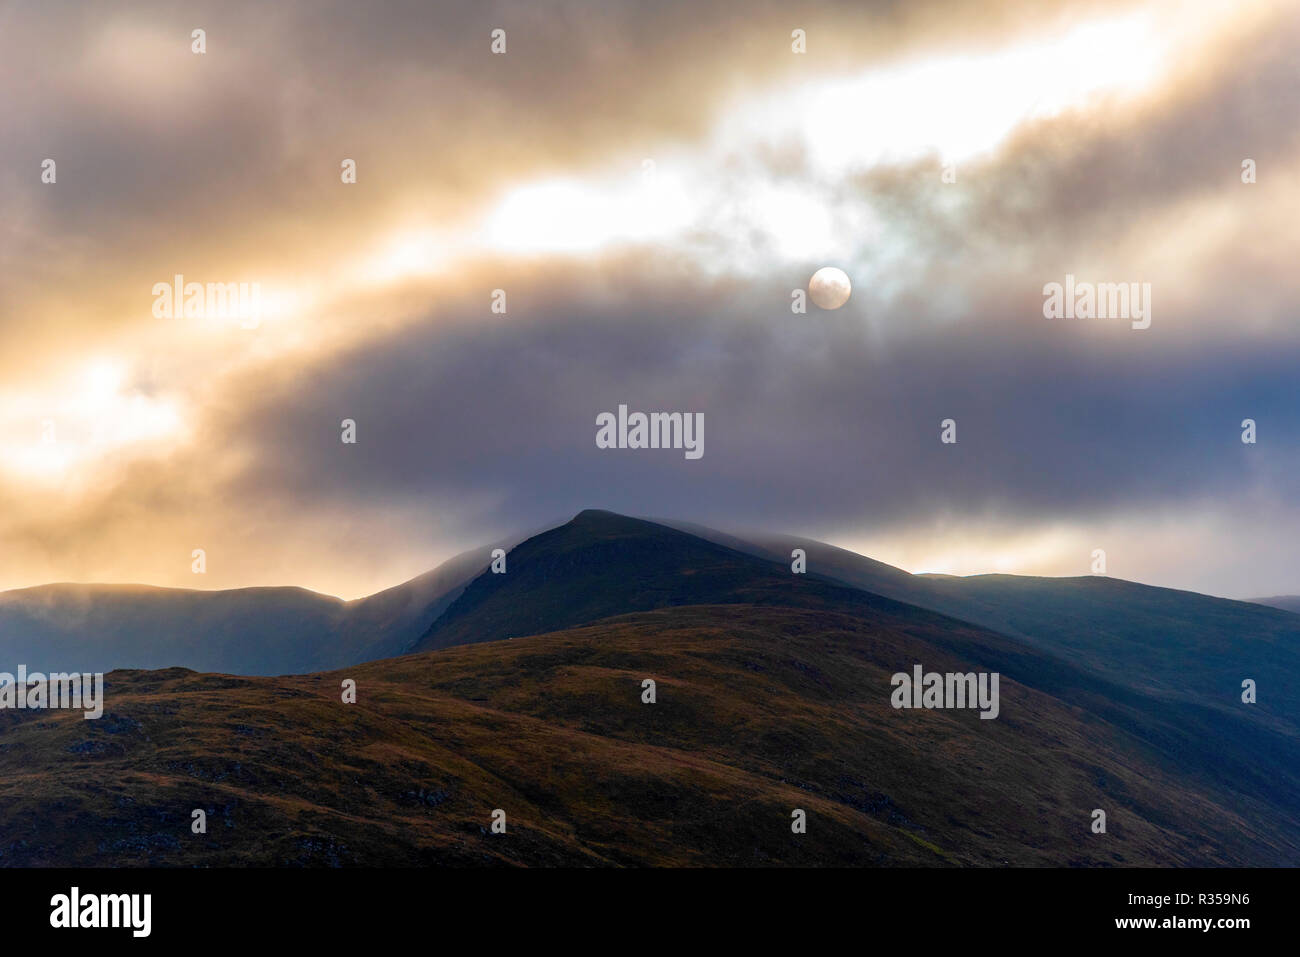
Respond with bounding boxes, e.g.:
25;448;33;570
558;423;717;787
0;0;1129;254
3;0;1297;598
205;259;1299;546
3;0;1084;364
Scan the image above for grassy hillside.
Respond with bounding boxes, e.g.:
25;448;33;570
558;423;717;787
3;603;1295;866
682;525;1300;737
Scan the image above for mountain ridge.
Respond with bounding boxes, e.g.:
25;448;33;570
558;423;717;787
3;508;1297;866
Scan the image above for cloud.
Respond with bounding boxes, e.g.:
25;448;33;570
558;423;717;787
0;0;1296;600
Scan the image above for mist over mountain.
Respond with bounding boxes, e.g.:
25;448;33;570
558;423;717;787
5;508;1296;722
413;510;927;653
0;542;493;676
6;0;1299;883
1253;596;1300;615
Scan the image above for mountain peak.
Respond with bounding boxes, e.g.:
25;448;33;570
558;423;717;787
571;508;623;521
567;508;647;529
554;509;689;544
412;510;849;651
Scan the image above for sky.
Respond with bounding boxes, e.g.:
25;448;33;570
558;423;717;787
0;0;1296;600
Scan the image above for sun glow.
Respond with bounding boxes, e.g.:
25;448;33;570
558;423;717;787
478;169;696;256
438;3;1232;266
758;8;1177;176
850;524;1084;579
0;359;184;481
186;0;1249;317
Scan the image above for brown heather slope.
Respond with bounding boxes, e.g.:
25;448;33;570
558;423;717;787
0;603;1293;867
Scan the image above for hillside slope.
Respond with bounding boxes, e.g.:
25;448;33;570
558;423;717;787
3;603;1296;866
670;523;1300;737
